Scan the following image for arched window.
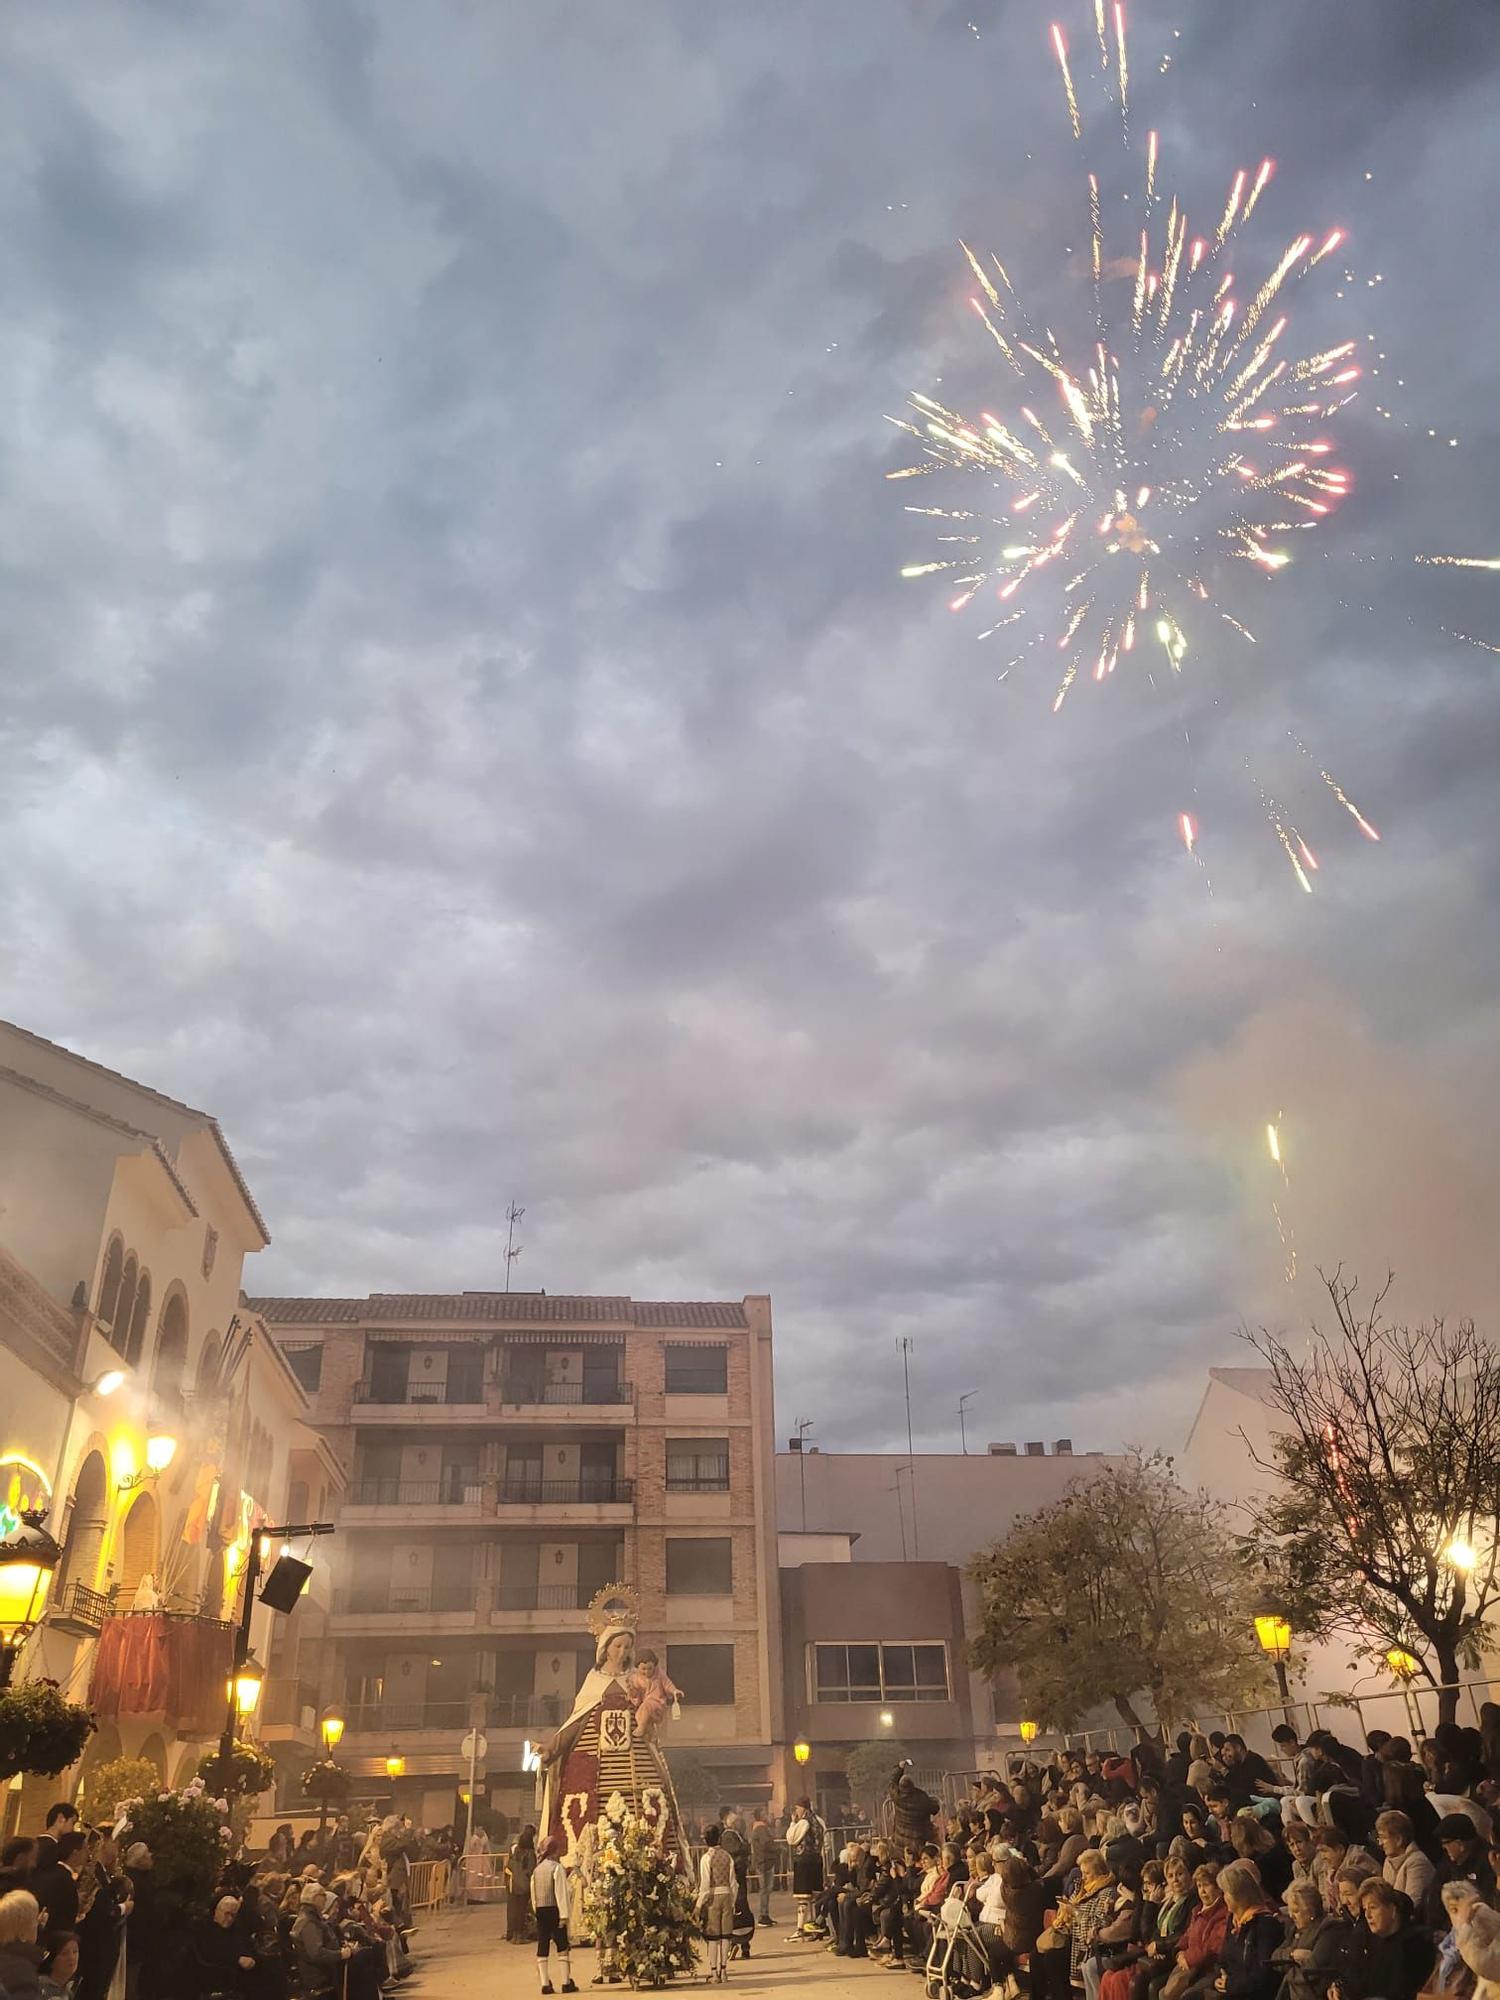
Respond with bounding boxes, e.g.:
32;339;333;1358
59;1450;110;1601
114;1254;139;1358
96;1238;125;1332
153;1290;189;1405
126;1272;152;1369
116;1492;160;1603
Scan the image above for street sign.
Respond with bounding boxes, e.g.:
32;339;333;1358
460;1730;489;1763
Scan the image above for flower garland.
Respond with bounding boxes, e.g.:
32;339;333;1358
582;1796;698;1988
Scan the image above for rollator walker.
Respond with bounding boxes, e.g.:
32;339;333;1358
923;1892;995;2000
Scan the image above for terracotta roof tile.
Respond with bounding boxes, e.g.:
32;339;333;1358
248;1291;751;1330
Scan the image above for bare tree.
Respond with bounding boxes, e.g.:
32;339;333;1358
1243;1272;1500;1724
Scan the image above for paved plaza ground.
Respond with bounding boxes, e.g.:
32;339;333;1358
410;1894;928;1998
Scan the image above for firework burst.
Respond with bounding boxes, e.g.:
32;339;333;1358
889;7;1387;885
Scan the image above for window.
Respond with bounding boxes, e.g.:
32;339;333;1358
282;1345;323;1393
665;1438;729;1492
666;1538;732;1595
667;1643;735;1706
812;1642;950;1704
664;1345;727;1395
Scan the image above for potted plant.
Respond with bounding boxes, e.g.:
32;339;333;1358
196;1739;276;1800
0;1678;96;1780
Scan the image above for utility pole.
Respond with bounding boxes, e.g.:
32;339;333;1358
216;1519;335;1796
899;1338;920;1559
794;1419;815;1530
958;1391;978;1456
504;1202;525;1292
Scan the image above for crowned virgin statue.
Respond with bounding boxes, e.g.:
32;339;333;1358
535;1583;690;1870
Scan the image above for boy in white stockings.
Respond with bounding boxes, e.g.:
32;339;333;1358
530;1836;579;1994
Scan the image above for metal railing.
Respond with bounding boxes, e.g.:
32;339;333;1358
665;1471;731;1493
349;1479;482;1506
493;1582;588;1613
334;1584;475;1616
344;1693;562;1733
664;1373;728;1396
55;1581;111;1630
499;1377;632;1406
354;1379;484;1406
498;1478;633;1505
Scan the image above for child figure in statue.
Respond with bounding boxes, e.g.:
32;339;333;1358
626;1649;683;1739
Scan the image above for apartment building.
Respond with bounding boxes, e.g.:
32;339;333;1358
251;1289;782;1829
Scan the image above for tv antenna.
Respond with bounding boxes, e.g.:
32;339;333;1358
504;1201;525;1292
899;1336;920;1558
958;1390;979;1456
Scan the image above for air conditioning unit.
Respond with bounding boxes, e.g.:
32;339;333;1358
1053;1439;1074;1455
988;1443;1017;1456
1024;1441;1045;1456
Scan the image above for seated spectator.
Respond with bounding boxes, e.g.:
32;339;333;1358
1211;1859;1284;2000
1333;1876;1433;2000
38;1927;77;2000
1379;1743;1441;1848
1230;1814;1294;1902
1036;1849;1118;2000
1377;1811;1436;1907
1271;1880;1342;2000
1427;1815;1495;1931
1427;1879;1485;2000
1155;1862;1228;2000
1107;1854;1196;2000
1221;1739;1283;1810
1283;1820;1318;1888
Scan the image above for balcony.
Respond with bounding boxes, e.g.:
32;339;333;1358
352;1380;486;1424
343;1693;562;1738
48;1579;113;1636
495;1477;634;1525
330;1583;480;1637
343;1477;486;1527
492;1581;592;1631
498;1376;633;1415
89;1610;234;1734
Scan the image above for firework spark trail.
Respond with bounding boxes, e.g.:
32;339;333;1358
888;2;1407;880
1267;1117;1296;1282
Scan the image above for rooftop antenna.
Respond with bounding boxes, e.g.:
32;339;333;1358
958;1390;979;1456
794;1418;816;1529
504;1201;525;1292
899;1336;920;1558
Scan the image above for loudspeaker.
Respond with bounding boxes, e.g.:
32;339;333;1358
260;1555;314;1612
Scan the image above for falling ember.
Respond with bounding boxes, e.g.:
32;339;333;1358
1179;813;1197;852
1051;23;1083;138
1416;555;1500;570
1146;129;1158;200
1266;1122;1282;1166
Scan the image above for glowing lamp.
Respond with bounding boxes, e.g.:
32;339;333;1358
93;1370;126;1398
1385;1647;1420;1683
320;1706;347;1752
145;1434;178;1474
879;1710;895;1729
231;1652;266;1717
1253;1614;1292;1661
386;1752;406;1780
793;1739;811;1767
0;1511;63;1683
1019;1719;1040;1745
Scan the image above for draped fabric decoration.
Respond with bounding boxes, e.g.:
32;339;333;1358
89;1614;235;1735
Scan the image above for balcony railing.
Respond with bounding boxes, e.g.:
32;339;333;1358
354;1380;485;1406
494;1582;588;1613
343;1694;562;1734
499;1378;631;1406
52;1580;112;1631
349;1479;482;1506
334;1584;476;1616
665;1473;731;1494
498;1478;633;1506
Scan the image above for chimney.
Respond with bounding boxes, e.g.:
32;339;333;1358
1024;1441;1045;1456
788;1436;803;1452
988;1442;1018;1456
1053;1438;1074;1455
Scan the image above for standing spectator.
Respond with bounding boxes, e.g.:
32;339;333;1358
787;1800;826;1938
76;1827;128;2000
750;1809;777;1927
891;1769;941;1851
530;1835;578;1995
507;1825;537;1944
32;1809;78;1876
30;1831;88;1942
719;1810;754;1957
266;1825;295;1870
0;1889;47;1999
696;1827;735;1985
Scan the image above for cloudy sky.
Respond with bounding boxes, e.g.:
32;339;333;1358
3;0;1498;1457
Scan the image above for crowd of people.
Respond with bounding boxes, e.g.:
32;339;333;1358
0;1801;440;1999
779;1723;1500;2000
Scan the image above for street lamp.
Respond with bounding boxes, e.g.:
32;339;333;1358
1253;1609;1294;1711
793;1739;811;1767
118;1434;179;1492
231;1652;265;1721
386;1752;406;1781
0;1510;63;1691
1019;1719;1040;1746
320;1706;347;1754
1444;1537;1479;1573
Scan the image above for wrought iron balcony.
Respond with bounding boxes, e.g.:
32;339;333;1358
498;1377;632;1406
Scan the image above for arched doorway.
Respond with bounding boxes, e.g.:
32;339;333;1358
59;1451;109;1604
116;1493;160;1603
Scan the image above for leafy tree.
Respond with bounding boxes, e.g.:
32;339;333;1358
968;1450;1269;1730
1242;1272;1500;1724
82;1755;162;1826
844;1740;909;1815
